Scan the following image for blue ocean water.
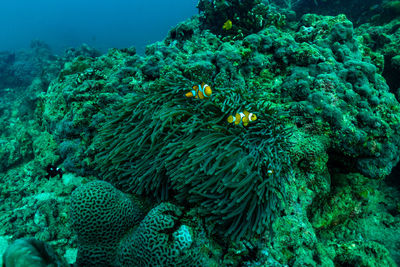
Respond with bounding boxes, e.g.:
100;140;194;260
0;0;198;54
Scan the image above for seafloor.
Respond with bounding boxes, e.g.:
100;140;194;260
0;0;400;266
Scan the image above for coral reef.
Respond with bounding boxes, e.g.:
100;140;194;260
356;17;400;101
198;0;287;36
271;0;384;25
32;5;400;264
0;167;83;265
0;40;59;90
283;13;400;179
308;173;400;265
1;1;400;266
0;44;92;267
41;48;138;175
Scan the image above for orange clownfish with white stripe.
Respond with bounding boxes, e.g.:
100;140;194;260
227;110;257;127
185;83;212;99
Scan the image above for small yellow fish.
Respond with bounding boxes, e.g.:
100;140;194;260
222;19;232;30
185;82;212;99
227;110;257;126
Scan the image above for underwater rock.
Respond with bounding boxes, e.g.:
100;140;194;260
2;238;67;267
356;19;400;101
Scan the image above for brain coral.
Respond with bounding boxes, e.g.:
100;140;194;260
70;181;206;266
116;202;204;266
70;180;144;266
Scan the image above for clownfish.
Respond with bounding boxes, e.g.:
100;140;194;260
227;110;257;127
222;19;233;30
185;83;212;99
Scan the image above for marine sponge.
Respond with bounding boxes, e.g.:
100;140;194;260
70;180;144;266
94;68;293;240
116;203;204;266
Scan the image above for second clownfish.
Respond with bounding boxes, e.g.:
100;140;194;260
185;83;212;99
227;110;257;127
